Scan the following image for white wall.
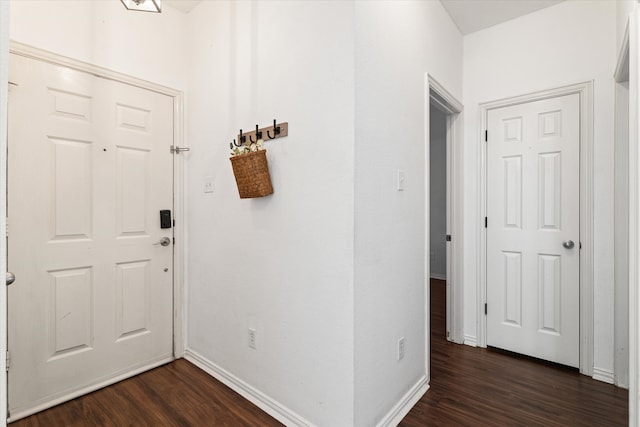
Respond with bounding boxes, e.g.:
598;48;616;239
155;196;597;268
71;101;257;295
9;0;188;90
184;1;355;425
463;0;617;375
430;106;447;279
6;0;463;424
353;1;462;424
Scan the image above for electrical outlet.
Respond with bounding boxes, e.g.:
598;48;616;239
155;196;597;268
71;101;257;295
248;328;256;349
398;337;405;361
397;170;406;191
203;176;214;193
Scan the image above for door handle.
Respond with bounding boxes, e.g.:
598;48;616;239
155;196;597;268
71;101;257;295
6;272;15;286
562;240;575;249
153;237;171;247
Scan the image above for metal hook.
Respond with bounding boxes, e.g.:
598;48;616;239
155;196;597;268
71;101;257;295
239;129;246;145
232;138;243;148
249;124;262;144
267;119;280;139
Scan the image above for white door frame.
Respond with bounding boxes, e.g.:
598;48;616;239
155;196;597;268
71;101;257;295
0;2;10;426
425;74;464;368
614;19;630;391
5;41;186;381
477;81;594;376
624;8;640;426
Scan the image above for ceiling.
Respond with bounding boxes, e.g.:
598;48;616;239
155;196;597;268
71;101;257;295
440;0;564;35
162;0;565;36
163;0;201;14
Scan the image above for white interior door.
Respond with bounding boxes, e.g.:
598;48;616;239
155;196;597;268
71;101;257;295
7;54;174;420
486;93;580;368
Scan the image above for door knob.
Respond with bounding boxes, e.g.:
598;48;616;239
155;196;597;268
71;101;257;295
562;240;575;249
6;272;15;286
153;237;171;247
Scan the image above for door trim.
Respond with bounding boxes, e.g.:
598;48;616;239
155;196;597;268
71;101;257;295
624;8;640;426
0;3;9;426
6;41;186;358
427;75;464;346
424;74;464;383
477;81;594;376
614;19;630;390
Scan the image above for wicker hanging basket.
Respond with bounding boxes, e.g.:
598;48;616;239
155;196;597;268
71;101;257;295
230;149;274;198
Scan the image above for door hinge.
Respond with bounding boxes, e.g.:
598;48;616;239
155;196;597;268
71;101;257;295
172;219;176;227
445;234;451;242
484;303;487;315
170;146;191;154
485;130;488;142
6;351;10;371
172;237;175;245
484;217;487;228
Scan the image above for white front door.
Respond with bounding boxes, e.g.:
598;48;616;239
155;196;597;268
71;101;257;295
7;54;174;419
486;93;580;368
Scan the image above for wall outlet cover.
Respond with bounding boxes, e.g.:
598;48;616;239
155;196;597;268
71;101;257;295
204;176;214;193
397;170;406;191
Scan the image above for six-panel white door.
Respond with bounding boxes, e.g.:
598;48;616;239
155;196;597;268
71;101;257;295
486;94;580;368
7;54;174;419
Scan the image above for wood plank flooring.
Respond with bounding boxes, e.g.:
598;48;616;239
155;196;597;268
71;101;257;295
13;279;628;426
11;360;282;427
400;279;628;426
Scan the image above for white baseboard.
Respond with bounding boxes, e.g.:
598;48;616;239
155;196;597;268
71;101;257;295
376;375;429;427
184;348;314;427
463;335;477;347
430;273;446;281
592;367;615;384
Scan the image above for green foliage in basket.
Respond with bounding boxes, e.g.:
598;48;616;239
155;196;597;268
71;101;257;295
230;138;264;157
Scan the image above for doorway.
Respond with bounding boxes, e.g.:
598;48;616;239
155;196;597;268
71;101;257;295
426;75;463;357
478;82;594;375
429;104;447;343
429;105;447;284
6;46;185;421
485;93;580;368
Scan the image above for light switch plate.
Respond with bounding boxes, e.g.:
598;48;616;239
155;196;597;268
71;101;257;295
203;176;214;193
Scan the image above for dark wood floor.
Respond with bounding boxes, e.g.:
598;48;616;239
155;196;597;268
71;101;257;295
14;279;628;426
400;279;628;426
11;360;282;427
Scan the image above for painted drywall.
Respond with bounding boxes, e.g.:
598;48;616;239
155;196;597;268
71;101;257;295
430;106;447;280
354;1;462;424
463;0;617;375
9;0;188;90
0;1;9;426
184;1;355;425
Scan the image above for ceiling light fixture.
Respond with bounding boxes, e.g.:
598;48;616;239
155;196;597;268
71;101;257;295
120;0;162;13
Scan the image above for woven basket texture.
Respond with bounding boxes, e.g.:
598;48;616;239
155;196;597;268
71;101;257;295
230;150;274;198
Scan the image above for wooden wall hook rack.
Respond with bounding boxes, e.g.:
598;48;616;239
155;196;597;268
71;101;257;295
235;120;289;147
